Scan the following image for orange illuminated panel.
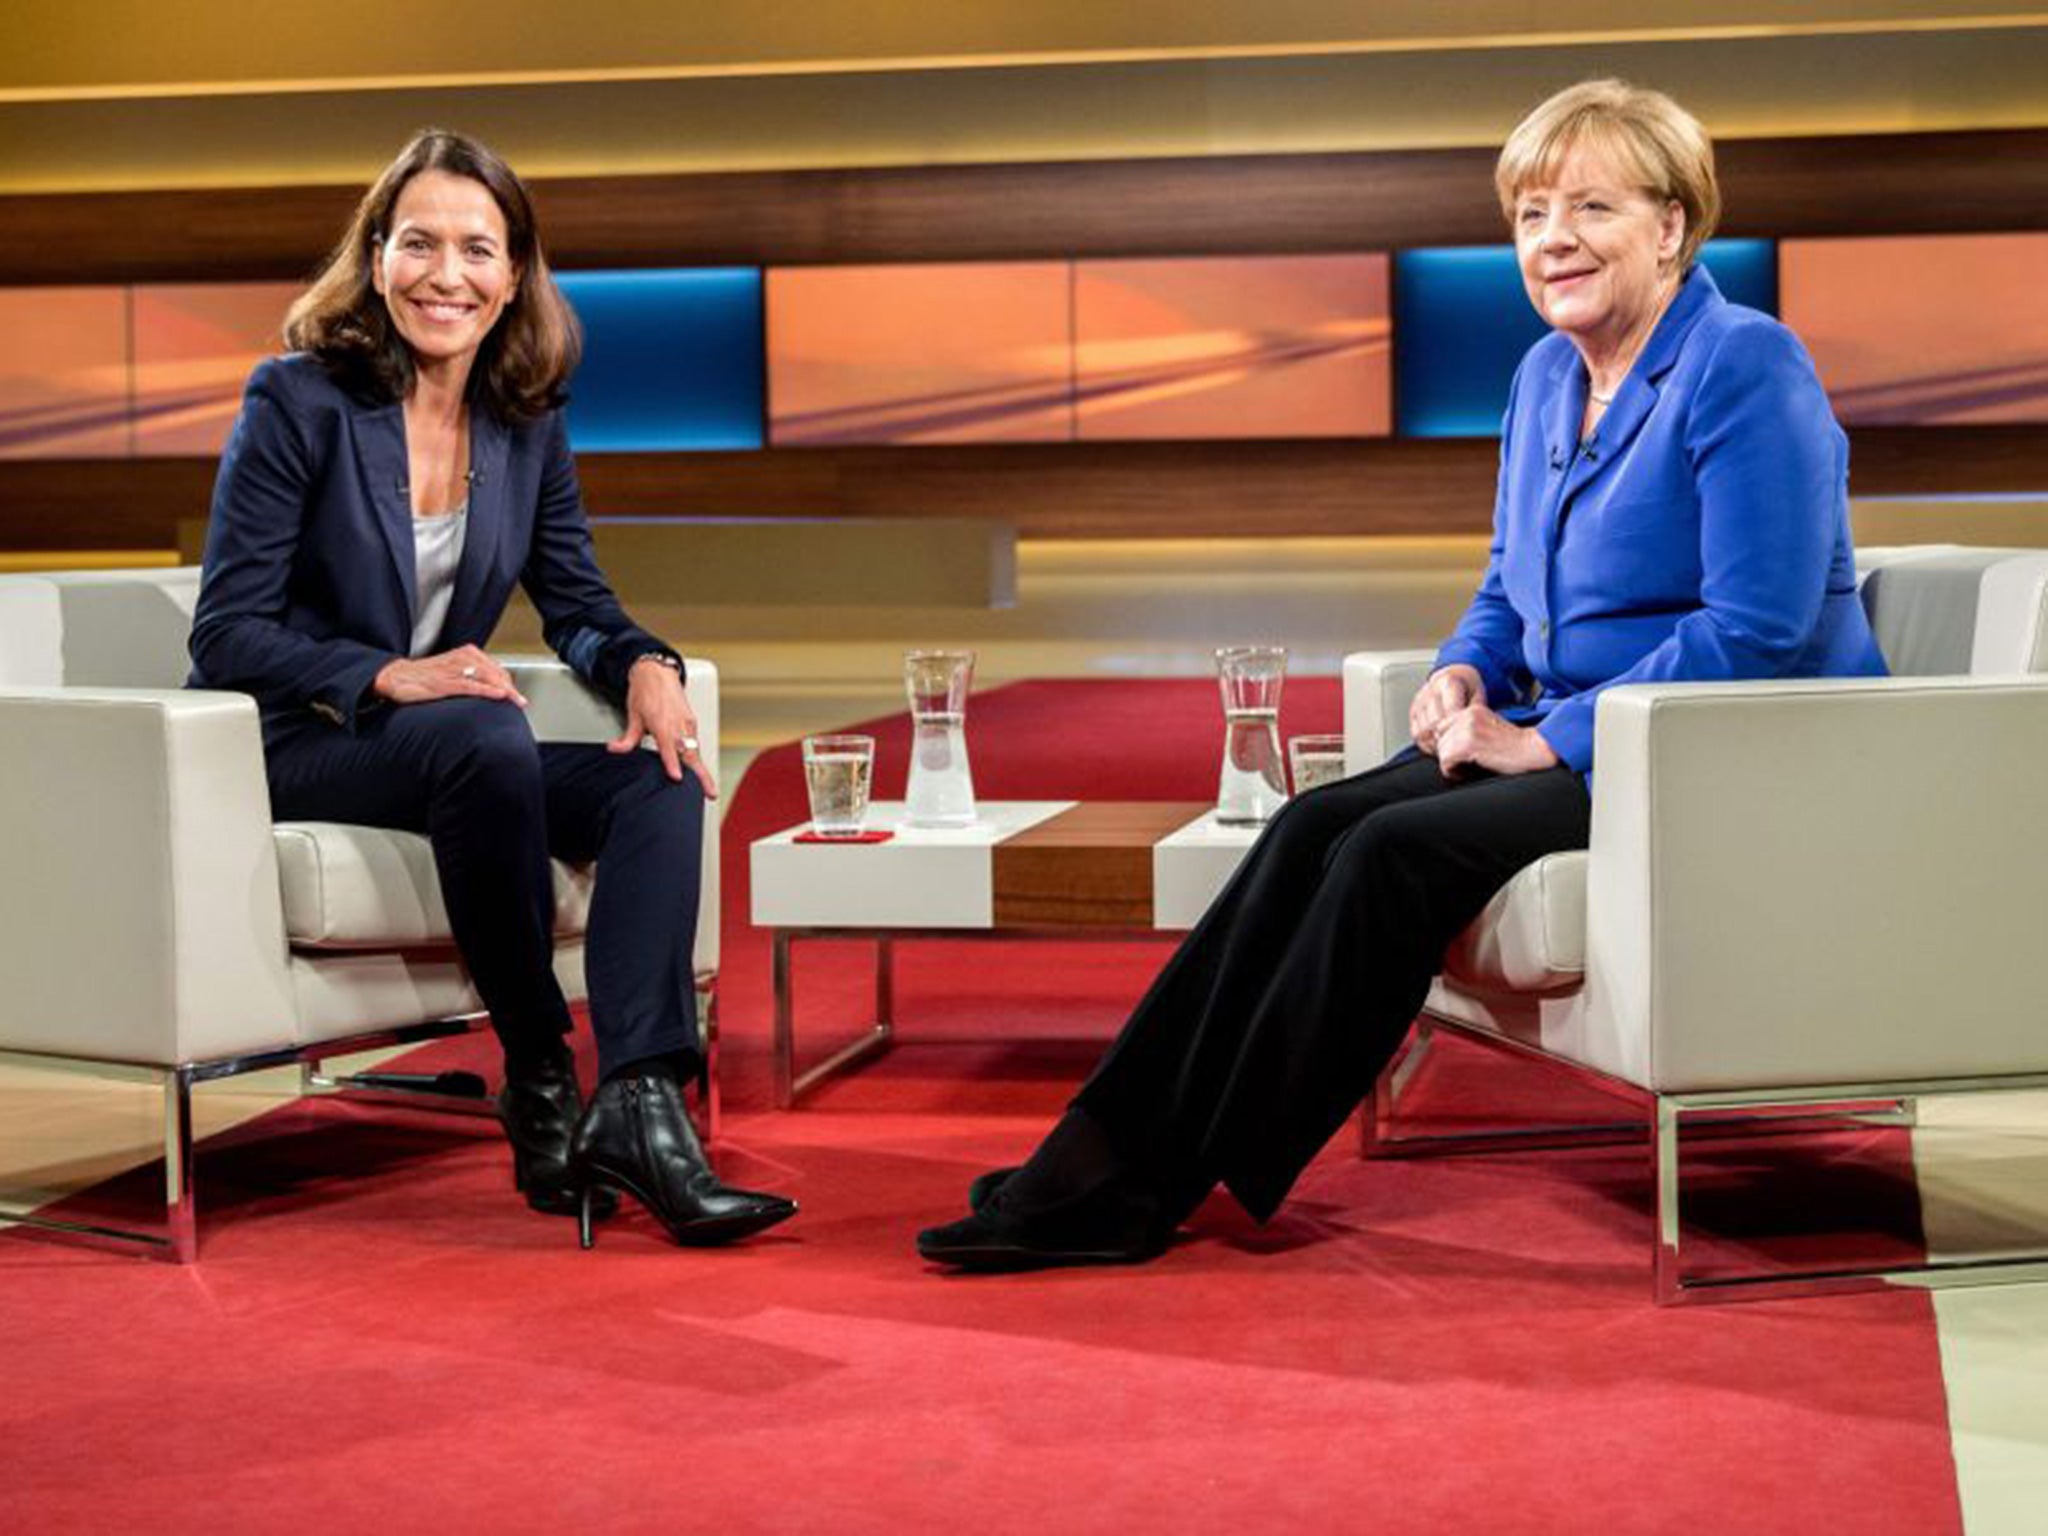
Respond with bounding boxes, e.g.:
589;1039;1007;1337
768;263;1071;444
1074;255;1391;440
1781;234;2048;424
0;287;130;458
132;282;297;455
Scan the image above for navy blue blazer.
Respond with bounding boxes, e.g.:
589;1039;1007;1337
1435;266;1887;775
189;353;672;742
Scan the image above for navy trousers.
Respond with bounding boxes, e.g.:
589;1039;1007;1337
264;697;706;1078
1074;752;1591;1222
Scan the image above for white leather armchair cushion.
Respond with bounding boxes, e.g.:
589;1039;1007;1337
273;823;595;949
1442;851;1587;994
0;577;63;685
0;686;298;1064
36;567;201;688
1341;648;1434;769
1972;552;2048;673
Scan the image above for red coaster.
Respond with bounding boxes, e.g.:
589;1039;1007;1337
793;829;895;844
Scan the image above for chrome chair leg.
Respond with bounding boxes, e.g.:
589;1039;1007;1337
163;1066;196;1264
695;974;721;1146
1652;1096;1682;1304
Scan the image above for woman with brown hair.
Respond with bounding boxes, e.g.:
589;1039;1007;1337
189;129;795;1248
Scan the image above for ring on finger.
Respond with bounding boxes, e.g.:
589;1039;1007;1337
679;735;701;754
460;664;479;680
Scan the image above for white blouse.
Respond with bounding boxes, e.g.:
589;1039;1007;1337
409;502;470;658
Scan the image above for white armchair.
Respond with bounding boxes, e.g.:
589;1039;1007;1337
1343;545;2048;1301
0;566;721;1261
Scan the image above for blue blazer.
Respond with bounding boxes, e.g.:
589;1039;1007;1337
189;353;672;742
1435;266;1887;775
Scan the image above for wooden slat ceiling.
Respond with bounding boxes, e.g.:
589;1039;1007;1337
2;3;2046;192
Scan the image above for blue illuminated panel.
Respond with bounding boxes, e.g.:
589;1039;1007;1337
555;268;763;451
1394;240;1777;437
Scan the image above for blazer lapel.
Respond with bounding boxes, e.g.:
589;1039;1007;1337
351;396;418;623
441;409;508;646
1562;265;1723;505
1539;351;1585;549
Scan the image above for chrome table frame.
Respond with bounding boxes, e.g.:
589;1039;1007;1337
771;927;1169;1108
1366;1015;2048;1304
0;976;718;1263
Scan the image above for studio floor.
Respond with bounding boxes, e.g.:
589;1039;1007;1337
5;672;2048;1533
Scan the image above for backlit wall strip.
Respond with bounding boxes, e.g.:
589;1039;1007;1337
0;287;129;459
1394;239;1778;438
556;268;765;451
1781;233;2048;425
10;235;2048;462
767;256;1393;446
131;282;297;456
1072;256;1391;441
767;263;1073;445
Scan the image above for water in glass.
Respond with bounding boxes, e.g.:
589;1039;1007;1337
1215;645;1288;825
1288;734;1349;794
802;734;875;838
903;650;977;827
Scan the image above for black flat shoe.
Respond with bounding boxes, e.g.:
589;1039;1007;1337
916;1179;1171;1273
968;1167;1019;1214
499;1053;617;1219
570;1073;796;1249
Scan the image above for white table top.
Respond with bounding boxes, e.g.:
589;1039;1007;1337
751;799;1258;932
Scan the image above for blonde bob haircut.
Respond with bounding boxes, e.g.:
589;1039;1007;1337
1495;79;1721;273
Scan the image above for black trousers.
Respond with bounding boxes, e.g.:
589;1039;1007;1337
265;697;706;1079
1073;752;1591;1223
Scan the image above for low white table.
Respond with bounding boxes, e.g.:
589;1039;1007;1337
751;801;1259;1105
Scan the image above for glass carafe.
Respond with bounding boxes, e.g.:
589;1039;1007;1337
903;649;978;827
1214;645;1288;825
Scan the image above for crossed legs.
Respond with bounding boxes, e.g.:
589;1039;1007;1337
921;753;1591;1267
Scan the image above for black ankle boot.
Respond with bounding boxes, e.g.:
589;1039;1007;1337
498;1051;617;1219
569;1074;796;1249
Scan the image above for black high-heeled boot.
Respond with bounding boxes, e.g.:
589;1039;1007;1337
498;1051;618;1219
570;1071;796;1249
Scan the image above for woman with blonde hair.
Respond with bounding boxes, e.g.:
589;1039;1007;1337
191;129;795;1248
920;80;1887;1270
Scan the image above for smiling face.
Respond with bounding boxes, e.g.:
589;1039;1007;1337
371;169;518;378
1511;141;1685;358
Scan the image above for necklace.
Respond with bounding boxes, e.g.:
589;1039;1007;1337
1583;279;1679;413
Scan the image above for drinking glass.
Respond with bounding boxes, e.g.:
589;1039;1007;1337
903;649;977;827
1214;645;1288;825
1288;734;1349;795
802;734;876;838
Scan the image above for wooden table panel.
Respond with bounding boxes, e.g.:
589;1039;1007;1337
991;801;1209;929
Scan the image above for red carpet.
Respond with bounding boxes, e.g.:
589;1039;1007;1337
0;679;1960;1533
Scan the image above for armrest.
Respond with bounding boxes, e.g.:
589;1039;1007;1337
503;658;620;743
0;687;297;1064
501;657;723;976
1342;650;1435;770
1585;675;2048;1092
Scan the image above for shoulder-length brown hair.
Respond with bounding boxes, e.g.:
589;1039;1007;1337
284;129;580;422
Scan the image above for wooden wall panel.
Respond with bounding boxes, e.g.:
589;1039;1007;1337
6;428;2046;551
4;130;2048;284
